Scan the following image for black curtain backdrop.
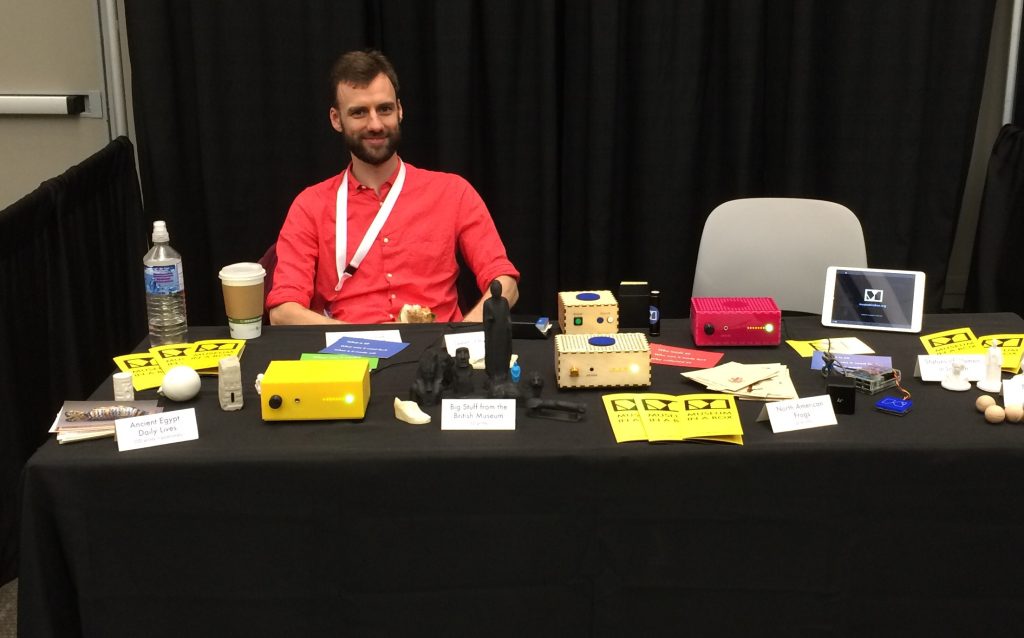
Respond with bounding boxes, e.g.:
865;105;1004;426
124;0;995;321
0;137;147;584
965;124;1024;316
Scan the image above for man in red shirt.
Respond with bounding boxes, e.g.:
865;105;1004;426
267;50;520;324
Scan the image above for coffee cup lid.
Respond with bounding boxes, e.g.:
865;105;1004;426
219;262;266;285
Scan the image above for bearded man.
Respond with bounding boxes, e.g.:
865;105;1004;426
268;50;519;324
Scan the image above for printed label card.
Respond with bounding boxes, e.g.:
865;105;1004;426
116;408;199;451
914;354;986;382
321;336;410;358
441;399;516;430
757;395;837;433
649;343;724;368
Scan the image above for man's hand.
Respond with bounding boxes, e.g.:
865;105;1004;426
462;275;519;322
268;301;347;325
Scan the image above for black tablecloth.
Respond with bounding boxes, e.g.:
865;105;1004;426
19;315;1024;636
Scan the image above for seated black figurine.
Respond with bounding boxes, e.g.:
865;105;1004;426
410;349;447;407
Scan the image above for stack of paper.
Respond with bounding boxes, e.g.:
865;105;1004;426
602;393;743;445
50;400;162;444
681;361;797;401
113;339;247;391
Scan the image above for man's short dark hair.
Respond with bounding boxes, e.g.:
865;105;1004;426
329;49;400;108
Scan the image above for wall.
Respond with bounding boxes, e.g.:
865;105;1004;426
0;0;112;208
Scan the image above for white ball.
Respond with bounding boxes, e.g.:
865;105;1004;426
160;366;202;401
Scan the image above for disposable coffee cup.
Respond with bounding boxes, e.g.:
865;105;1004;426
218;262;266;339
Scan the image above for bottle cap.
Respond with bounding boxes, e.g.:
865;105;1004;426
152;220;169;243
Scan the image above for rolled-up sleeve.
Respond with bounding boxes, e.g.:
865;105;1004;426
454;179;520;294
266;189;321;311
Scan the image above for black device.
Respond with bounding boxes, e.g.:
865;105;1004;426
526;398;587;422
617;281;650;330
827;382;856;414
875;396;913;416
649;289;661;336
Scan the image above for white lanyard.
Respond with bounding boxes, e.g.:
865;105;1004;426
334;161;406;291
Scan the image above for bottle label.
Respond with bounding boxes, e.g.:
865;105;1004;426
145;264;184;294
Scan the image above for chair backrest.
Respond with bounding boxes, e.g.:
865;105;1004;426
257;242;278;324
692;198;867;313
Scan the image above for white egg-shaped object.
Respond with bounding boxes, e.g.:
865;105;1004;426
159;366;202;401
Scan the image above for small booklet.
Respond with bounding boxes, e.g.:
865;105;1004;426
51;400;163;444
602;392;743;445
113;339;248;390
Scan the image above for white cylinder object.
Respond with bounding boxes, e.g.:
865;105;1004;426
112;372;134;401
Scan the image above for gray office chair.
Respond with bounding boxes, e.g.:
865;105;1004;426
691;198;867;313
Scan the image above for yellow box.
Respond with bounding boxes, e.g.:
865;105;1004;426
260;359;371;421
555;332;651;389
558;290;619;334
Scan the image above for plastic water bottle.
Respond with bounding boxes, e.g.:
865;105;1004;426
143;220;188;345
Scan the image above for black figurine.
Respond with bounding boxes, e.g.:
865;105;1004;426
528;371;544;399
410;349;445;407
452;346;475;396
483;279;517;398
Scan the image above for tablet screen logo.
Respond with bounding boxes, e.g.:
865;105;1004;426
864;289;883;302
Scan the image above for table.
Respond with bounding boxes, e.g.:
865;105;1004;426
19;314;1024;636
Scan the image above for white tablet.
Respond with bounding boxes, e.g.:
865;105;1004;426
821;266;926;333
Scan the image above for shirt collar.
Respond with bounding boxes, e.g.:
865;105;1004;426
345;157;404;192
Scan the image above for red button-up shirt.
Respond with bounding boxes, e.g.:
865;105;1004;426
267;160;519;323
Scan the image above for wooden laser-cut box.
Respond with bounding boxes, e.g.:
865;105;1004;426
554;332;651;389
558;290;619;334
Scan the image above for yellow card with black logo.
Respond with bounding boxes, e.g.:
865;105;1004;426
148;343;192;372
919;327;984;356
185;339;246;373
978;333;1024;373
602;394;647;443
602;393;743;445
112;353;165;391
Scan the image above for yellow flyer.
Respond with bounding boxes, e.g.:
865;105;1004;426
112;352;164;391
919;327;985;356
186;339;246;372
602;394;648;443
978;334;1024;373
602;392;743;445
148;343;192;372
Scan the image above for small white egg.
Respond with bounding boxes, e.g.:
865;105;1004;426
159;366;202;401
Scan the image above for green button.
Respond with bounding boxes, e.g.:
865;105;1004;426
573;317;583;326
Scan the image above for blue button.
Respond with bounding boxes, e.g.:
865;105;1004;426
588;336;616;347
575;292;600;301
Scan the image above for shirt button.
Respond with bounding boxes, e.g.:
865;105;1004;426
383;237;389;243
388;313;394;319
386;273;392;278
391;294;396;299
